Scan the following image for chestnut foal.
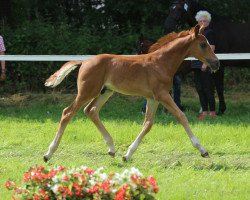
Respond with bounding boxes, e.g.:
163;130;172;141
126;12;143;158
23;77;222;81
44;25;219;162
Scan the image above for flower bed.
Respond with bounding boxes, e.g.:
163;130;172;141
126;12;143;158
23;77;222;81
5;165;159;200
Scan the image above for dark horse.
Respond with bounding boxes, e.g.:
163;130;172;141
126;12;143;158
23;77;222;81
139;0;250;115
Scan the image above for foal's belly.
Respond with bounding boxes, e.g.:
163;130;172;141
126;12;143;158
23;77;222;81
104;80;153;98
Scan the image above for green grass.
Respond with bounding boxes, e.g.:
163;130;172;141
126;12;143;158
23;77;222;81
0;90;249;199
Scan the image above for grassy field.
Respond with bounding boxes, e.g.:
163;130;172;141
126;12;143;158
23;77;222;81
0;88;249;199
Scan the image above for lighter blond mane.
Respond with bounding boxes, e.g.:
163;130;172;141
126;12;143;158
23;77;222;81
149;27;195;53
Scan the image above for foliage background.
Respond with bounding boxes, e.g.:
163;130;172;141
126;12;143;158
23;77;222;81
0;0;250;92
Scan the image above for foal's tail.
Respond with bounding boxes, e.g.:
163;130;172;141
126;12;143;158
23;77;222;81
45;61;82;88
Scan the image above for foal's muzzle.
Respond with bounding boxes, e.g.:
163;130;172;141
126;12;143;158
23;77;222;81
207;59;220;73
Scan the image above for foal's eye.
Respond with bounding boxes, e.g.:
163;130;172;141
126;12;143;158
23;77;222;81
200;43;207;49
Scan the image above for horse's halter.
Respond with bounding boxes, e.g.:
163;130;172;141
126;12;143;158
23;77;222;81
137;38;155;55
137;42;145;55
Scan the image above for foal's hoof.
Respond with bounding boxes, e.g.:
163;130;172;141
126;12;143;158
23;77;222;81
201;152;209;158
43;156;49;163
122;156;128;162
108;152;115;157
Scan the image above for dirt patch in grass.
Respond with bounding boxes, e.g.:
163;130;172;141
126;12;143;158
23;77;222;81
0;85;249;108
0;93;75;107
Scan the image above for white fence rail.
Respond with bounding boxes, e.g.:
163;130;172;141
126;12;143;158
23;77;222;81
0;53;250;61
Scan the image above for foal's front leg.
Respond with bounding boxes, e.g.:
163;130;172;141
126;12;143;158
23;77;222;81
123;99;159;161
158;92;209;157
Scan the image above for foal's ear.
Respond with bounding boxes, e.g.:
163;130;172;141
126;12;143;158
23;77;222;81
194;24;200;38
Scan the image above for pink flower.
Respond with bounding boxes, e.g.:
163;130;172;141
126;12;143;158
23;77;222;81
58;165;65;171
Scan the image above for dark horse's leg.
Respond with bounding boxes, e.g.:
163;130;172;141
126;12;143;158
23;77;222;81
212;65;226;115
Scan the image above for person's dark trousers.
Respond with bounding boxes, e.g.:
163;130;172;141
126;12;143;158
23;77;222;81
141;75;183;113
212;65;226;114
142;100;147;113
194;69;215;112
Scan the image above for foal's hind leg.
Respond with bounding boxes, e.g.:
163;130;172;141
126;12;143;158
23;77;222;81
123;99;159;161
157;92;209;157
84;90;116;157
43;95;92;162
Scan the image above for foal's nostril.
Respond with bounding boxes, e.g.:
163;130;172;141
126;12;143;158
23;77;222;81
211;60;220;72
217;60;220;67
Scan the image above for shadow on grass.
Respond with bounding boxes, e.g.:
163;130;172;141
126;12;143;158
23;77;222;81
0;93;249;126
155;152;250;171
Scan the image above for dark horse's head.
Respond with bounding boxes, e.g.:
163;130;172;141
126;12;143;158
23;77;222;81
164;0;198;34
136;34;156;55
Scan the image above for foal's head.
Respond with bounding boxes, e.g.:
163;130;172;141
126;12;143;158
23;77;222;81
190;24;220;72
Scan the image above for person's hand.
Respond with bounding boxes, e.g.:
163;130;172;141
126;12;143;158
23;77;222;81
1;71;5;81
201;64;207;72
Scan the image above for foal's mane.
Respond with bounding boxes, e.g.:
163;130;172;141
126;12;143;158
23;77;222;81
149;28;194;53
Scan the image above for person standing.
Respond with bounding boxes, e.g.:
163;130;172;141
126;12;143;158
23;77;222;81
0;35;6;81
191;11;216;120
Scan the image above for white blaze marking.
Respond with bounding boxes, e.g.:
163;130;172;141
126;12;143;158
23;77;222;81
184;3;188;11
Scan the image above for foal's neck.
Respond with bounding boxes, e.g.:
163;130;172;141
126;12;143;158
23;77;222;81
153;35;192;75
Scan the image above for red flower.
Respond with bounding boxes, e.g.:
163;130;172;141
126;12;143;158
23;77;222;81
101;181;111;193
62;175;69;181
84;168;95;174
5;166;159;199
44;195;50;200
5;180;15;189
33;194;40;200
62;193;67;198
122;184;129;190
80;175;85;184
39;189;46;195
115;188;126;200
23;172;31;182
38;166;45;171
130;175;139;183
89;185;99;194
148;176;157;187
153;187;159;193
101;181;109;189
48;169;57;178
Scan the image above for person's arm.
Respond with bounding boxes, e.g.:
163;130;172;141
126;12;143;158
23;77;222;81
201;29;215;72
